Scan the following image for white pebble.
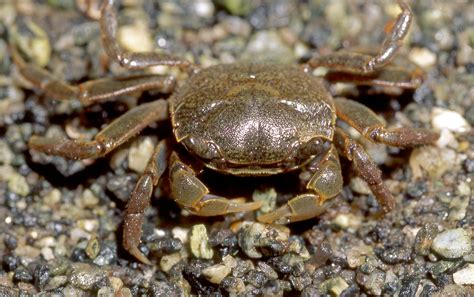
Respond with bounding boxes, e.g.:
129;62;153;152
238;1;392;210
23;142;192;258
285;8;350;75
128;137;155;174
431;107;471;133
453;264;474;285
432;228;472;259
409;47;437;68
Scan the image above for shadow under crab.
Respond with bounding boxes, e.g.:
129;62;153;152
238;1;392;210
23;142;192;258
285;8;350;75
10;0;439;264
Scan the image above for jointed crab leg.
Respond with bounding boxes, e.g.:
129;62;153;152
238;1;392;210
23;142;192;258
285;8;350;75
334;98;439;147
334;128;394;213
257;145;343;224
307;0;412;74
101;0;197;71
123;139;170;265
10;43;175;105
169;153;262;216
29;100;169;159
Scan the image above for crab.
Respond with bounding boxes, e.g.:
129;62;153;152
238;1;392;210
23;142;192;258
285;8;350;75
11;0;439;264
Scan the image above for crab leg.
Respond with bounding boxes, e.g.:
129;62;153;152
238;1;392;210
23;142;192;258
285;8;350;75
169;153;262;216
333;128;394;213
257;146;343;224
123;139;170;264
307;0;412;74
29;99;168;159
334;98;439;147
10;44;175;105
101;0;197;71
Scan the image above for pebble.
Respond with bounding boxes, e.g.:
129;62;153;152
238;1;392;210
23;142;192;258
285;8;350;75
68;263;107;291
0;140;14;165
319;277;349;296
409;47;437;68
332;213;362;232
202;255;236;284
238;222;289;258
221;276;246;294
189;224;214;259
432;228;472;258
160;252;185;273
431;107;471;133
414;223;439;256
453;264;474;285
6;171;30;196
128;137;155;174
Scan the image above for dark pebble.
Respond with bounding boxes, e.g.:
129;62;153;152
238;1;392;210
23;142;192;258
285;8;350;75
183;259;214;295
93;243;117;266
13;267;34;283
374;246;412;264
465;62;474;74
106;174;136;202
382;281;399;295
70;248;88;262
3;233;18;250
340;285;361;297
463;158;474;173
419;284;437;297
399;276;420;297
268;257;292;274
245;270;267;288
209;229;238;257
159;238;183;253
406;181;427;199
261;279;280;295
33;264;50;289
433;273;452;288
2;254;20;272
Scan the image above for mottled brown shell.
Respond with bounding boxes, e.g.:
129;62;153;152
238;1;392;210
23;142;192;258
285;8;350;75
170;63;336;175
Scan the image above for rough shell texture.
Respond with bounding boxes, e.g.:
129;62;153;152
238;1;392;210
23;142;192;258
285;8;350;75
171;63;335;175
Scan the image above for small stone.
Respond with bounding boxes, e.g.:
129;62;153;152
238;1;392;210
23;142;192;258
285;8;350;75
453;264;474;285
319;277;349;296
128;137;155;174
431;107;471;133
221;276;246;294
409;47;437;68
160;252;184;273
41;247;55;261
81;189;99;208
85;236;101;259
414;223;439;256
68;263;107;291
189;224;214;259
252;187;277;214
118;23;153;53
349;177;371;195
238;222;289;258
0;140;14;165
7;172;30;196
201;255;236;284
108;276;123;292
432;228;472;258
13;267;34;283
43;189;61;207
332;213;362;232
44;276;68;291
97;286;114;297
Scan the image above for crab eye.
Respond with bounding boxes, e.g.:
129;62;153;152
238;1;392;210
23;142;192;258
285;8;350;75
300;137;331;158
182;136;221;161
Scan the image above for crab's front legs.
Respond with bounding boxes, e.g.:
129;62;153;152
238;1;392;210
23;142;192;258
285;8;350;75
258;146;343;224
123;140;170;264
169;153;262;217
